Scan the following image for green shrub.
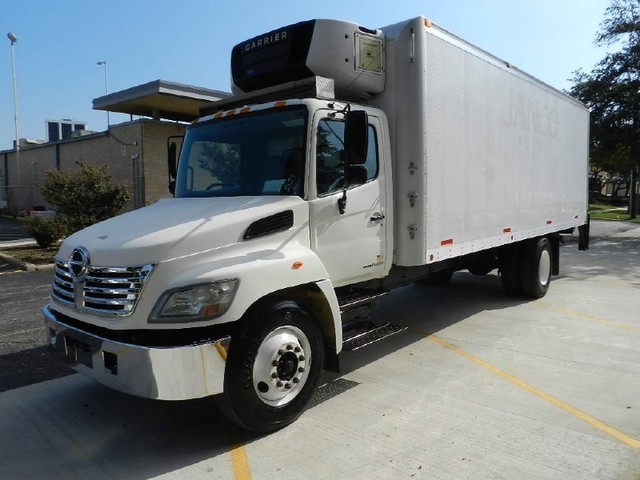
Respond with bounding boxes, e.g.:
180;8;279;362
40;160;131;236
25;215;65;248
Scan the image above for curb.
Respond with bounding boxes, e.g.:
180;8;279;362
0;251;55;272
0;239;37;248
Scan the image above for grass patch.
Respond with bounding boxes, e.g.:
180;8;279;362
0;245;58;265
589;211;640;222
589;203;619;211
588;202;640;222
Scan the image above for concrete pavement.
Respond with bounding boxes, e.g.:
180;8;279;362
0;224;639;479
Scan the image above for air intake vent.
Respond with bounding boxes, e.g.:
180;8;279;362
243;210;294;240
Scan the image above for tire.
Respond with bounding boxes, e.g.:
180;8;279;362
519;238;552;298
500;245;522;296
218;301;324;433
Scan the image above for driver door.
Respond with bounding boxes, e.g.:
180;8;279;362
309;113;389;287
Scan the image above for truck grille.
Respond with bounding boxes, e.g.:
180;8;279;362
52;261;155;317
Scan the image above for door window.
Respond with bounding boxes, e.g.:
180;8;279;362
316;120;378;196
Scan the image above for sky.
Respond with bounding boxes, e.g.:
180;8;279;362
1;0;612;150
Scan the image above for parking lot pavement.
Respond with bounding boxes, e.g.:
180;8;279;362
0;216;35;273
0;270;72;392
0;227;639;479
0;216;31;243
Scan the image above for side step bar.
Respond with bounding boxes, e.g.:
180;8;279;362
338;289;406;352
342;322;407;352
338;290;389;312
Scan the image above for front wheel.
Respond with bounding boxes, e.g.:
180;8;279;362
218;301;324;433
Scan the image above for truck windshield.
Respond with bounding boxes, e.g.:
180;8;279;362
175;107;308;198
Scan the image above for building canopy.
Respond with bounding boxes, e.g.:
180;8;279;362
93;79;230;122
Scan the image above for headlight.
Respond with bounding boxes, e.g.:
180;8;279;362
149;279;239;323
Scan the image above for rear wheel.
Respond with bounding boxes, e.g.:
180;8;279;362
520;238;552;298
218;301;324;433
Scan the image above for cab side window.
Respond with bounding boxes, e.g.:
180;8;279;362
316;119;378;195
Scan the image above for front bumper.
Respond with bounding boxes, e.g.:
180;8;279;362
43;305;230;400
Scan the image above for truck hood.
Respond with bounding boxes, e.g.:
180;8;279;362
56;197;308;267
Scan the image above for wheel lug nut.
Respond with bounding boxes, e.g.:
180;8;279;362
292;378;300;384
271;373;278;379
294;347;301;353
278;349;284;356
298;367;305;373
272;360;278;366
276;381;283;388
284;383;292;389
286;344;293;350
298;355;305;361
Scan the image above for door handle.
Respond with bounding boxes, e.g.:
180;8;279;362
370;212;386;223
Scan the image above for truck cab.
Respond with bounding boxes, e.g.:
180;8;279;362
178;99;392;286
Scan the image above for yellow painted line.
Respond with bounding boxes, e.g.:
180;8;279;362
227;431;252;480
536;302;640;333
592;277;640;290
408;323;640;450
220;339;250;479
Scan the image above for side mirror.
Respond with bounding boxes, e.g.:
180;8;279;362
168;142;177;179
167;136;183;195
348;165;368;186
338;110;368;214
344;110;368;166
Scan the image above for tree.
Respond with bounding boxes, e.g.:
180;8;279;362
569;0;640;217
40;160;131;235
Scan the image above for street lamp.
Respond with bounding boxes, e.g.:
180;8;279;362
97;60;110;127
7;32;20;204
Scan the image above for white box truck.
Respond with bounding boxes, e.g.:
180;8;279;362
44;17;589;432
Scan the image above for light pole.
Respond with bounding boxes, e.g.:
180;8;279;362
7;32;20;189
97;60;110;127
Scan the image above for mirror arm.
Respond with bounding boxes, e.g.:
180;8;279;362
338;188;347;214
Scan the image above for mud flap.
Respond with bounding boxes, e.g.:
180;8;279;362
578;215;590;251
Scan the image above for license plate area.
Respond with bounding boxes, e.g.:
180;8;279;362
63;335;93;368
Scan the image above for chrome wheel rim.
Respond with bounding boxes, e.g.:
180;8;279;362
252;325;310;407
538;249;551;286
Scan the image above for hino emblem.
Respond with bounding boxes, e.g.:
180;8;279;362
68;247;90;281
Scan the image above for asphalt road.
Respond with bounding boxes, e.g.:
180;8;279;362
0;220;639;479
0;216;30;242
0;270;72;392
